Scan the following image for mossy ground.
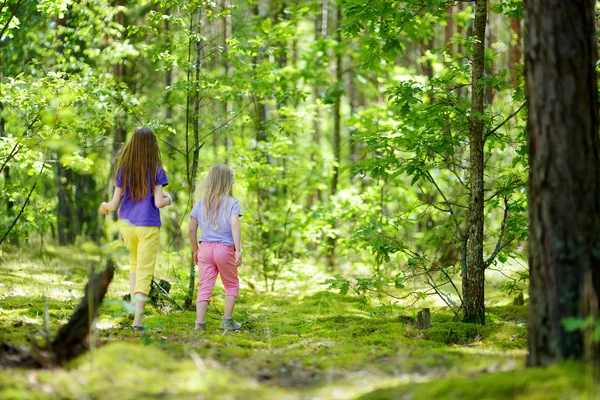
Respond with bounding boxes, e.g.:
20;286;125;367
0;245;596;399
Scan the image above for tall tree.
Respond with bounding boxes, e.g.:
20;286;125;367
185;5;205;309
509;16;521;86
526;0;600;365
463;0;487;324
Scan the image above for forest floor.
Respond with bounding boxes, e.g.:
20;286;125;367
0;244;596;399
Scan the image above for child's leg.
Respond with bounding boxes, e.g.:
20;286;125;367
120;226;138;302
129;274;136;298
132;227;161;327
224;296;236;319
196;301;209;323
214;244;239;318
196;243;218;323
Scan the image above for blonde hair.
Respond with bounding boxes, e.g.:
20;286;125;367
196;164;234;229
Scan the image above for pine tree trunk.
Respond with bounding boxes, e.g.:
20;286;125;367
463;0;487;325
525;0;600;366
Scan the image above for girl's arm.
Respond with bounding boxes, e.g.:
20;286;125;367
189;217;199;264
154;185;172;209
99;187;123;215
231;213;242;266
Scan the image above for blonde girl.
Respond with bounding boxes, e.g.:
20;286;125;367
99;127;172;331
189;164;242;331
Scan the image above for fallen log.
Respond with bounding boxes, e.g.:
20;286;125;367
1;259;115;368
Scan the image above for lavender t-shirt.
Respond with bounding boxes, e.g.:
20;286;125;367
116;167;169;227
190;196;242;246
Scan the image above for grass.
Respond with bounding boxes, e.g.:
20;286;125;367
0;244;595;399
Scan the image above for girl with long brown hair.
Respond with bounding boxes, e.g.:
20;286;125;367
99;127;172;331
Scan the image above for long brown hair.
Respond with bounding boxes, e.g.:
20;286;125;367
196;164;234;228
114;127;162;202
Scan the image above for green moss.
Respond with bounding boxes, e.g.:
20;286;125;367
423;322;483;345
358;363;594;400
488;304;528;323
0;245;559;399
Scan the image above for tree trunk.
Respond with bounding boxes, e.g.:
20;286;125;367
1;260;115;368
165;8;173;125
111;0;128;232
75;171;99;242
485;6;496;104
327;1;342;270
223;0;233;154
185;6;205;309
509;17;522;86
445;5;455;52
308;0;327;207
525;0;600;366
463;0;487;325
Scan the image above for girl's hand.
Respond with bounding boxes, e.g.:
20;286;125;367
194;248;199;266
163;192;173;206
234;251;242;267
99;202;109;215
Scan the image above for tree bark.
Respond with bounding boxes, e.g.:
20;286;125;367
111;0;128;232
463;0;487;325
509;17;522;86
485;6;496;104
525;0;600;366
1;260;115;368
223;0;233;154
326;1;343;270
445;5;455;52
185;6;204;309
308;0;327;207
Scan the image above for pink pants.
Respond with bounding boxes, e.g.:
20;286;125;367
196;242;239;303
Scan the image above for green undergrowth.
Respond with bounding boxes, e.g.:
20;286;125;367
358;362;596;400
0;245;590;399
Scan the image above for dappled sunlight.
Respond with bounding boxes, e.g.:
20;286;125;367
0;242;590;399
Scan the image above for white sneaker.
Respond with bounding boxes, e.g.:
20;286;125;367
220;317;241;330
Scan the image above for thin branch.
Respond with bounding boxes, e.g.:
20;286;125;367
484;102;527;142
440;267;463;307
426;271;460;320
0;161;45;245
158;137;186;157
425;171;465;239
487;267;518;284
0;0;25;40
0;114;41;175
484;197;512;269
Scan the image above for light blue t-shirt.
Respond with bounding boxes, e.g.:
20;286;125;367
190;196;242;246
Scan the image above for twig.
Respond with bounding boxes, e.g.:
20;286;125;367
0;0;25;40
440;267;463;307
425;171;464;239
425;272;460;320
484;197;512;269
484;102;527;142
0;161;45;244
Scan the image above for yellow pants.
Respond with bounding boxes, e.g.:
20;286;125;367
120;226;160;296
